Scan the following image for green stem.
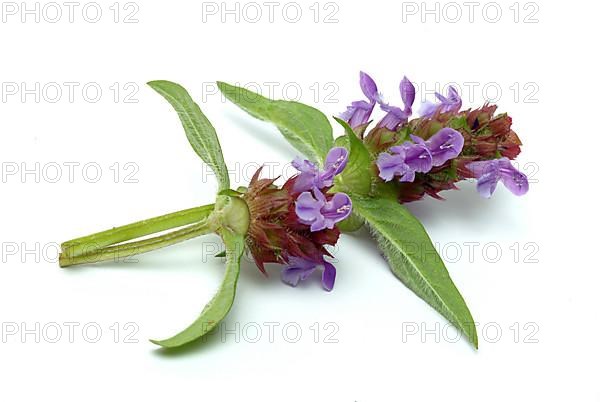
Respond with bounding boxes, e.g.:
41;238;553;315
61;204;214;259
59;220;215;268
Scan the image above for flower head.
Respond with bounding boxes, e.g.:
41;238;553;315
352;73;528;203
242;168;340;275
243;149;352;291
466;157;528;198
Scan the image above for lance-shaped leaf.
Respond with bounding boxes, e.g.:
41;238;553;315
333;117;372;195
217;81;333;165
150;229;245;348
352;195;478;348
148;80;230;191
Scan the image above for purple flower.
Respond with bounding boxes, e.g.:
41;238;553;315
292;158;320;192
378;104;411;131
340;71;380;128
292;147;348;192
377;76;416;131
466;157;529;198
295;188;352;232
376;127;464;182
420;86;462;117
411;128;464;166
376;141;432;182
280;257;337;291
376;152;408;182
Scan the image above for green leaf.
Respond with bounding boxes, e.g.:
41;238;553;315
148;80;230;191
333;117;372;195
150;229;245;348
352;195;478;348
217;81;333;164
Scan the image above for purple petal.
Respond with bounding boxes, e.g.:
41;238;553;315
447;86;461;104
340;100;374;128
498;159;529;196
360;71;379;102
410;134;426;145
466;159;499;179
376;152;407;182
426;128;464;166
442;86;462;113
398;169;416;183
280;268;303;287
377;103;409;130
313;187;327;202
419;86;462;117
404;143;433;173
292;157;317;174
324;147;349;175
281;257;317;287
319;147;349;187
293;174;316;193
310;216;327;232
316;172;335;189
292;157;319;192
322;261;336;291
400;76;416;111
475;172;499;198
321;192;352;229
295;191;324;224
419;101;438;117
309;188;329;231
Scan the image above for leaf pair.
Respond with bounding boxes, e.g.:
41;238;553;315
147;81;245;348
218;82;478;348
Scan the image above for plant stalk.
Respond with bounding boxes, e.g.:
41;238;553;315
60;204;214;259
59;220;215;268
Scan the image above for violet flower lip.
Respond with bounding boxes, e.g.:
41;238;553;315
467;157;529;198
339;71;379;128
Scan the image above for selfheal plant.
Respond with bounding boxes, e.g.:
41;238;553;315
58;81;352;348
217;72;531;349
59;73;530;351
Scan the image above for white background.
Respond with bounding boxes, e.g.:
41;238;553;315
1;0;598;401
